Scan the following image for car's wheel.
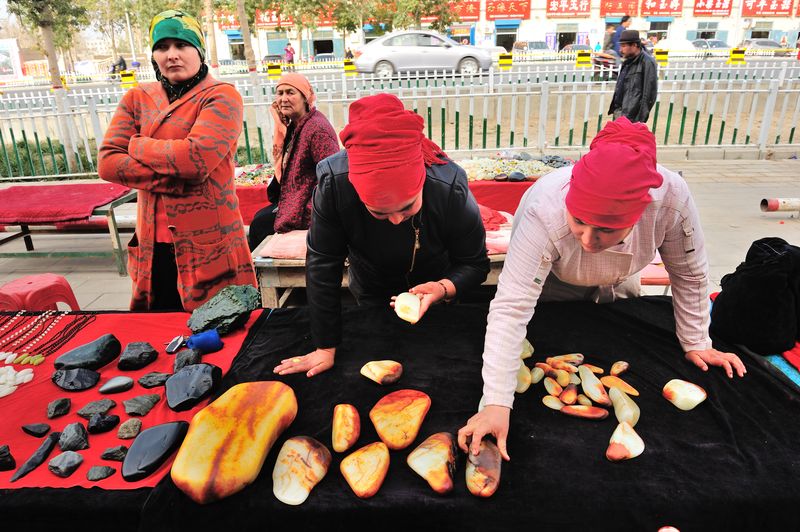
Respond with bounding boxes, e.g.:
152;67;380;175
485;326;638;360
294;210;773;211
458;57;480;75
374;61;394;78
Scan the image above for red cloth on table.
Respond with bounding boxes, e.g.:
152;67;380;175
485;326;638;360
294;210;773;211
468;180;534;214
783;342;800;372
236;185;268;226
0;310;262;490
0;183;131;224
479;204;508;231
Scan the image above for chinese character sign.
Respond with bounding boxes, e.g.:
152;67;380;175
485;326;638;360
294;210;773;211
640;0;683;16
599;0;639;16
486;0;531;19
215;10;239;31
693;0;732;16
455;1;481;21
741;0;792;16
255;9;294;28
546;0;591;17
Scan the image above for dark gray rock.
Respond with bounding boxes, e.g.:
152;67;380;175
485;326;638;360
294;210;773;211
48;450;83;478
99;376;134;394
122;421;189;482
87;413;120;434
101;445;128;461
117;418;142;439
21;423;50;437
46;398;71;419
51;368;100;391
10;432;60;482
0;444;15;471
165;363;222;412
186;284;260;334
123;394;161;416
87;465;116;481
77;398;116;419
138;372;170;389
173;348;201;372
508;171;527;182
117;342;158;370
58;422;89;451
53;333;121;370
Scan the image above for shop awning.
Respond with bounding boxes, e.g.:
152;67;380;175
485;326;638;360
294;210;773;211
225;30;243;44
604;17;622;23
646;17;674;22
494;19;521;29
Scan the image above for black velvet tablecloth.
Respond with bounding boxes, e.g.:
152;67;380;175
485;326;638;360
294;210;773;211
3;298;800;531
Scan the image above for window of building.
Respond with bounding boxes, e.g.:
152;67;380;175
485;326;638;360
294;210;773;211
697;21;718;39
750;21;772;39
556;23;578;51
649;21;670;41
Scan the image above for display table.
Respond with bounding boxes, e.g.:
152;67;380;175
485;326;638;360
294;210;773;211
3;299;795;531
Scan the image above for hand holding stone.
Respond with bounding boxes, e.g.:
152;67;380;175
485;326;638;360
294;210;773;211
457;405;511;461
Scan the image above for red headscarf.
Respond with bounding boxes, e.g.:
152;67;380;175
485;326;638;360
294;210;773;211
339;93;446;208
565;117;663;229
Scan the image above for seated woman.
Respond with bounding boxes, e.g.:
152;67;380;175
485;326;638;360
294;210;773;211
248;74;339;250
458;117;746;461
98;10;256;311
273;93;490;378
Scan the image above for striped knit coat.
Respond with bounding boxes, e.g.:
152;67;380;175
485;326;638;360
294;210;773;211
98;75;257;311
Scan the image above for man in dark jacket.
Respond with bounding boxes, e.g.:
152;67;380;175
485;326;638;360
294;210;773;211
608;29;658;123
273;93;490;378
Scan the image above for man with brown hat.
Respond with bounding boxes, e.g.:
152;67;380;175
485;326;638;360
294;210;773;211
608;29;658;123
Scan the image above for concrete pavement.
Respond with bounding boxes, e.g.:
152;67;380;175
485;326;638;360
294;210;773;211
0;159;798;310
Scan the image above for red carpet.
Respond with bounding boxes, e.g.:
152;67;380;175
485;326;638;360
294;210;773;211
0;183;131;224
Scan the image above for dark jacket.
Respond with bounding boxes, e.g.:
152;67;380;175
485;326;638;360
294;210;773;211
611;25;625;54
608;50;658;123
307;151;490;348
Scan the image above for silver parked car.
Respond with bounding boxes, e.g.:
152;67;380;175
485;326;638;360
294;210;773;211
354;30;493;77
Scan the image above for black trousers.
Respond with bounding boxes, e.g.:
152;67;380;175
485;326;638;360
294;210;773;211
248;204;278;251
151;243;184;311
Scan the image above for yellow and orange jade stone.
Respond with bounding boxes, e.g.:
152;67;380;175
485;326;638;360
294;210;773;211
332;404;361;453
340;442;390;498
407;432;457;494
272;436;331;505
466;439;502;497
369;389;431;450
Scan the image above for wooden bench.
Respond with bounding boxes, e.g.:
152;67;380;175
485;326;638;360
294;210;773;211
252;235;506;308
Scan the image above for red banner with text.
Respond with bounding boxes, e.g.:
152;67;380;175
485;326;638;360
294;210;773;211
255;9;294;29
640;0;683;16
693;0;732;16
486;0;531;20
215;10;239;31
599;0;639;17
421;1;481;23
741;0;792;16
546;0;592;17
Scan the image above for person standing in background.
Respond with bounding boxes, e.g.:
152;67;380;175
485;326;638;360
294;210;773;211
284;43;296;71
608;30;658;123
611;15;632;55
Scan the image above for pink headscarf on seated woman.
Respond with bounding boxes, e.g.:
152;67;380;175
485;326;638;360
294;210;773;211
270;73;317;182
565;116;663;229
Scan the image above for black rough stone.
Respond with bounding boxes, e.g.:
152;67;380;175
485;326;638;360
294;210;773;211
165;363;222;412
58;422;89;451
87;413;120;434
51;368;100;391
186;284;259;334
0;444;15;471
46;398;71;419
53;333;121;370
117;342;159;370
48;450;83;478
173;348;202;372
10;432;60;482
101;445;128;461
21;423;51;437
121;421;189;482
98;376;135;394
138;372;170;389
508;170;527;182
123;394;161;416
77;398;116;419
87;465;116;481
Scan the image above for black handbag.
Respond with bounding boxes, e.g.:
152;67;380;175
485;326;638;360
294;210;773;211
710;237;800;355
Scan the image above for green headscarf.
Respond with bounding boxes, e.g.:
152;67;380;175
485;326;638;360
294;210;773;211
149;10;206;61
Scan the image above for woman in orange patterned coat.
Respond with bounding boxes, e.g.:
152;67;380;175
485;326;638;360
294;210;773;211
98;10;256;311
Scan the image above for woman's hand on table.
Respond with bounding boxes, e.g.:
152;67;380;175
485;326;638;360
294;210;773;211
685;348;746;378
457;405;511;461
274;347;335;378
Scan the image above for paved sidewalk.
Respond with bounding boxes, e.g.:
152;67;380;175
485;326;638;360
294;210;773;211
1;159;798;310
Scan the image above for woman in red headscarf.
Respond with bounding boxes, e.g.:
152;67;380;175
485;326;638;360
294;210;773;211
457;117;746;461
273;93;490;378
248;73;339;249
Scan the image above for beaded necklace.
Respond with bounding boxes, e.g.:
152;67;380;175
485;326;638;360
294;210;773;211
2;313;97;366
0;311;27;343
0;311;54;351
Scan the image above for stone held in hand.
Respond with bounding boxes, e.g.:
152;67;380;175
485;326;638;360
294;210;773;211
10;432;60;482
88;413;121;434
47;398;71;419
406;432;457;494
53;334;121;371
138;372;170;389
609;386;640;427
272;436;332;505
99;376;135;394
118;418;143;439
610;360;629;376
117;342;158;371
394;292;421;324
58;422;89;451
606;422;645;462
165;363;222;412
369;389;431;450
578;365;612;406
122;421;189;482
173;348;202;372
22;423;51;437
662;379;707;411
101;445;128;461
123;394;161;416
77;398;116;419
466;439;502;498
340;442;390;498
332;403;360;453
87;465;116;481
0;444;16;471
186;284;260;335
51;368;100;391
360;360;403;385
48;450;84;478
600;375;639;396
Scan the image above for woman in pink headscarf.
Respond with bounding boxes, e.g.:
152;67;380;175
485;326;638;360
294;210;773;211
458;117;746;461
